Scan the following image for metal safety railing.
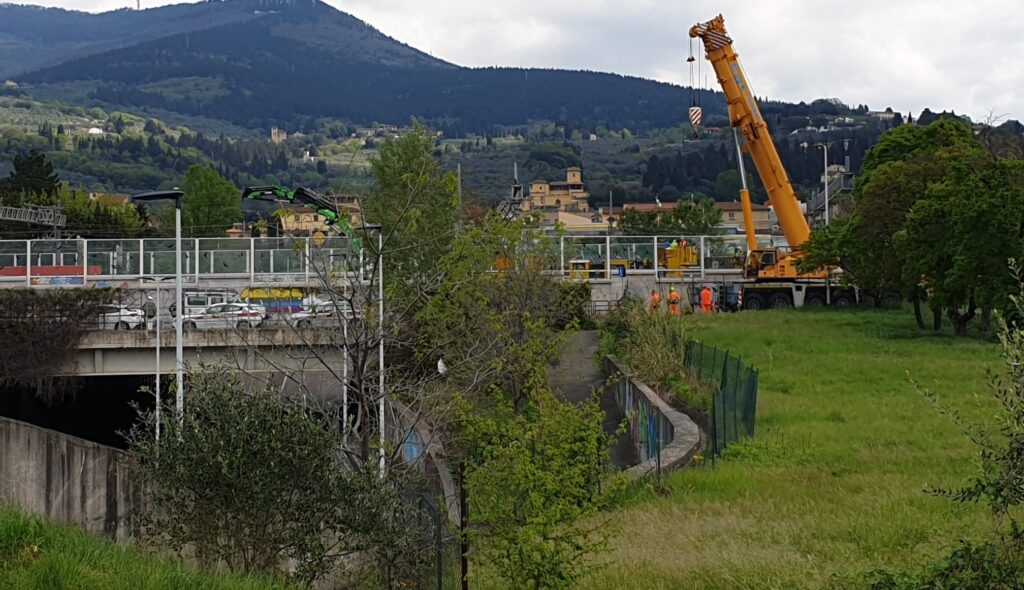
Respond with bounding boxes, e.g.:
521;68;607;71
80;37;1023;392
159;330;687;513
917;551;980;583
0;237;359;286
557;233;788;281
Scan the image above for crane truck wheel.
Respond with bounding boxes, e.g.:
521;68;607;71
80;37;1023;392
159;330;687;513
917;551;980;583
805;294;826;308
743;293;766;311
834;293;855;308
769;293;793;309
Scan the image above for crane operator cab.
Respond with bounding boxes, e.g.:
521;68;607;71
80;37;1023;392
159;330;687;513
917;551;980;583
743;249;777;280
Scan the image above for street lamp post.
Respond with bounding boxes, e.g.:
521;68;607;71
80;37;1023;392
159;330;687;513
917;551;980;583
147;288;162;440
813;143;831;226
132;190;185;423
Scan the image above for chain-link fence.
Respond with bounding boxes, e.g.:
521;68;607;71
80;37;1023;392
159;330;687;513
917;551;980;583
683;340;758;458
374;493;464;590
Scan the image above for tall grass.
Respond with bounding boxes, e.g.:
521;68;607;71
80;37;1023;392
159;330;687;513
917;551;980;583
603;298;713;411
587;308;1001;589
0;507;290;590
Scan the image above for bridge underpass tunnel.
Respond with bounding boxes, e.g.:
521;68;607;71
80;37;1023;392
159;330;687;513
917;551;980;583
0;375;156;449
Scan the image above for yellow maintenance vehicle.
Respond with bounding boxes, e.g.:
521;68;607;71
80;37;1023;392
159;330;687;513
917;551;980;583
657;242;699;278
690;15;855;309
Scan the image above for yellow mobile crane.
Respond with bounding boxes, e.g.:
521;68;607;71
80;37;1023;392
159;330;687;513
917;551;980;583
690;15;854;309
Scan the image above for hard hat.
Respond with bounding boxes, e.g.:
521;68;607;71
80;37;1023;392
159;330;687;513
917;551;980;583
669;286;676;292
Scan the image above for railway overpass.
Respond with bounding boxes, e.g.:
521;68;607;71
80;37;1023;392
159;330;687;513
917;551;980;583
66;327;345;378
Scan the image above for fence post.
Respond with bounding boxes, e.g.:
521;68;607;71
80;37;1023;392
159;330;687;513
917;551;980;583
25;240;32;287
605;233;612;280
733;360;741;443
699;235;706;280
655;413;662;481
721;350;731;448
560;236;565;278
82;239;88;284
653;236;659;279
749;369;759;436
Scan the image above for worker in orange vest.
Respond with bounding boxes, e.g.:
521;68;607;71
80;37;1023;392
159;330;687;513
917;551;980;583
700;286;714;313
649;289;662;312
667;286;682;316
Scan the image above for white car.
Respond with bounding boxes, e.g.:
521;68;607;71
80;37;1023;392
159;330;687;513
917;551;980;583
180;303;265;331
291;303;353;329
96;304;147;331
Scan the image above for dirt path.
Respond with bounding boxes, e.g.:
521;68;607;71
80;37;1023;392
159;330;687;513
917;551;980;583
550;331;638;469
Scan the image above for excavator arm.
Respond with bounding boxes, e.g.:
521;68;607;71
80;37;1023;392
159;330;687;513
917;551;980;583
689;15;811;251
242;185;343;227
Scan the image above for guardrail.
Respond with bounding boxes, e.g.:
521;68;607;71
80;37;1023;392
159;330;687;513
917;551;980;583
556;234;788;281
0;237;360;286
0;233;791;288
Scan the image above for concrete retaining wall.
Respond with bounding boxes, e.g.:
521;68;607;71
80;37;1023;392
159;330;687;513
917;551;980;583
605;356;701;479
0;416;138;540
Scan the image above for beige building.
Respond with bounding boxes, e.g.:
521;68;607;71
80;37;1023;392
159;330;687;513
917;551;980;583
279;208;330;234
276;195;362;236
523;168;590;213
715;201;771;234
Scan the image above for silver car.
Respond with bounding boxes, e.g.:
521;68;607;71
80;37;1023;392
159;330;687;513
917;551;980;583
181;303;265;331
291;303;353;329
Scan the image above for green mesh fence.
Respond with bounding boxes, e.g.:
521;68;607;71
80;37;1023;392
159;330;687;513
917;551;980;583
683;340;758;458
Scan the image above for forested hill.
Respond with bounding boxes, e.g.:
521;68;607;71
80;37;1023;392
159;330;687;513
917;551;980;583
5;0;726;135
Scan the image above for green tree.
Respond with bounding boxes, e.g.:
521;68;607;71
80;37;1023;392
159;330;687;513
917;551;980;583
712;169;754;202
461;387;621;589
2;150;60;199
801;119;1018;333
667;198;722;235
180;164;242;237
416;214;579;410
129;368;430;586
615;198;721;236
895;151;1024;335
363;120;460;309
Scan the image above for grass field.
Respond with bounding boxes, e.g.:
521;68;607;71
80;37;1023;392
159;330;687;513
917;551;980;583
0;507;288;590
587;308;1001;590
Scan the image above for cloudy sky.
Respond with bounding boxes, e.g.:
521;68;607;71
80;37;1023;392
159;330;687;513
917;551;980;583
21;0;1024;120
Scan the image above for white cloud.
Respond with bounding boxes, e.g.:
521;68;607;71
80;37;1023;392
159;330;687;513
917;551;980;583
16;0;1024;120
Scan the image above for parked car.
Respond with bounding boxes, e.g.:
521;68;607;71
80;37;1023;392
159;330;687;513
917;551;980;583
180;303;265;331
291;302;353;329
95;304;147;330
169;289;239;318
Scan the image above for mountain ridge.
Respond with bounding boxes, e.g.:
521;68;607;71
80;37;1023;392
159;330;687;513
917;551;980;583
3;0;727;134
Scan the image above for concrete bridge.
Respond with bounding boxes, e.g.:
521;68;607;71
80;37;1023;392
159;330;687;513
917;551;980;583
68;328;345;377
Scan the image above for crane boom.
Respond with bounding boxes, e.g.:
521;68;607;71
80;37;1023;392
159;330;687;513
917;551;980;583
689;15;810;250
0;205;66;227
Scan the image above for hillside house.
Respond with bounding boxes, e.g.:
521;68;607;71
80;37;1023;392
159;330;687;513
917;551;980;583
523;167;590;213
